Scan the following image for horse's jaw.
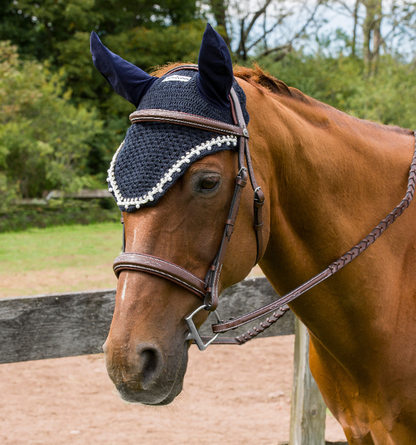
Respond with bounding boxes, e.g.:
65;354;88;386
103;336;190;405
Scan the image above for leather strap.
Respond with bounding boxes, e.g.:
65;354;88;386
203;165;248;310
212;269;332;333
113;252;206;300
129;109;247;138
229;88;265;265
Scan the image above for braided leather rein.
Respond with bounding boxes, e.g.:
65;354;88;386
216;135;416;345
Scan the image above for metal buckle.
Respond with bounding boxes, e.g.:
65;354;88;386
185;305;221;351
237;166;247;177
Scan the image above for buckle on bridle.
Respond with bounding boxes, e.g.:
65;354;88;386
237;166;247;177
185;305;221;351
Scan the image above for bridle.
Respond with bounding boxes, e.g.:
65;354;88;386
113;65;416;350
113;65;264;349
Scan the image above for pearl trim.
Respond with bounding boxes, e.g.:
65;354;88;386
107;135;238;210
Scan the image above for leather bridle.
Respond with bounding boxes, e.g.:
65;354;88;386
113;65;416;350
113;65;265;349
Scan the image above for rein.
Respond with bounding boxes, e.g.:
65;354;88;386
113;65;416;350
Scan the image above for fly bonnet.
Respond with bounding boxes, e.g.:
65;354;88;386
90;24;249;212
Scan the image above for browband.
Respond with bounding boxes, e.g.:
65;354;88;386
129;109;248;138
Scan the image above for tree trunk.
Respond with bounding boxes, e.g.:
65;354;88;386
362;0;383;75
208;0;231;48
352;0;359;56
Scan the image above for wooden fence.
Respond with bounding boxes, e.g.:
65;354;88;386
14;189;112;206
0;276;347;445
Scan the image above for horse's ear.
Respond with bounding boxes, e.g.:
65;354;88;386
90;31;157;107
197;24;233;110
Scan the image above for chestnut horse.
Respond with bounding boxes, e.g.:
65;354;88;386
93;31;416;445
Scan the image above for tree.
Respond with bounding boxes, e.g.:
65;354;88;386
0;0;201;62
206;0;327;61
0;41;102;205
329;0;416;74
0;1;207;181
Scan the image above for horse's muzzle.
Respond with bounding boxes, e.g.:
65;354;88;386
103;339;188;405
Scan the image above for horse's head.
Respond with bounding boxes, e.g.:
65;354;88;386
91;25;268;405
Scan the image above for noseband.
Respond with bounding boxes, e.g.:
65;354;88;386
113;66;416;350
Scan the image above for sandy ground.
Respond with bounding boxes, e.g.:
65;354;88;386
0;242;347;444
0;336;346;445
0;262;118;298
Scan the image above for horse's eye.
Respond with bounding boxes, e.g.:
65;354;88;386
201;176;220;190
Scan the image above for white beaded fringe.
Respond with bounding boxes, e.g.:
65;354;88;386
107;135;238;210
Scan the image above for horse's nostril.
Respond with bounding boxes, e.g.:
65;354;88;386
138;346;162;389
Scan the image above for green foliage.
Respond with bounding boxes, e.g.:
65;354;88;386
0;0;201;62
0;1;207;195
2;0;416;229
259;48;416;130
0;41;103;206
0;199;120;233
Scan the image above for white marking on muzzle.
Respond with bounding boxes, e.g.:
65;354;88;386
121;275;128;303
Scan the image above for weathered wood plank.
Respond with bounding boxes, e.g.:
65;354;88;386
45;189;112;200
289;318;326;445
280;442;347;445
0;290;115;364
0;276;294;364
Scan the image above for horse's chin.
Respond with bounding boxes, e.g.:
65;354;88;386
111;341;189;406
116;379;184;405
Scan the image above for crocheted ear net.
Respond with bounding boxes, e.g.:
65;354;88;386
107;69;250;212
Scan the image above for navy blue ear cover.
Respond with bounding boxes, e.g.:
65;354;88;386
90;31;157;107
197;24;233;110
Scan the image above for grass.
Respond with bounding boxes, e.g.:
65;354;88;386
0;222;122;273
0;222;122;298
0;220;263;299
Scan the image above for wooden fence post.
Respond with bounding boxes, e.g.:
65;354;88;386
289;317;326;445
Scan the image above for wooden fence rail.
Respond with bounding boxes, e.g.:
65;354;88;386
0;276;346;445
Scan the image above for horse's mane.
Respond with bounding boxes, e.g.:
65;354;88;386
151;62;312;105
151;63;411;136
233;64;316;106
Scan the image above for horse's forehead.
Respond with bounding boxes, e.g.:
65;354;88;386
107;69;249;213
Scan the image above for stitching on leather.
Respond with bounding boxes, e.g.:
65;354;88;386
114;264;205;297
131;116;242;136
117;253;205;286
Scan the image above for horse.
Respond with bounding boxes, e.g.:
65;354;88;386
90;25;416;444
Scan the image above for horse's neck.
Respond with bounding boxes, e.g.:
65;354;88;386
253;92;415;345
